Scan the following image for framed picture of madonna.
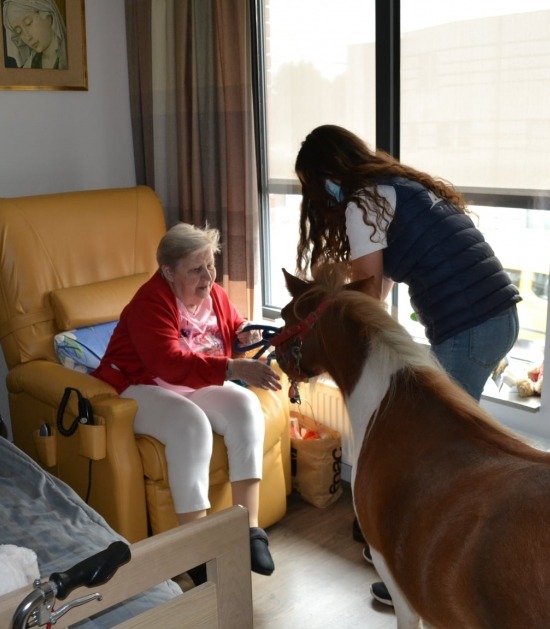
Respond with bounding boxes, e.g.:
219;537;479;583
0;0;87;90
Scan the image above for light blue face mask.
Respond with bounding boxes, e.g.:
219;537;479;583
325;179;344;202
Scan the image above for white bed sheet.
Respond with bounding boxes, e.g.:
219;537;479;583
0;437;181;628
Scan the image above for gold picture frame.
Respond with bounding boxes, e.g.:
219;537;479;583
0;0;87;90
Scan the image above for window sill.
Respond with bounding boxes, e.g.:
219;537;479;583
481;386;541;413
410;334;542;414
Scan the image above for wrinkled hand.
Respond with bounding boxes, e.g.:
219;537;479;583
228;358;281;391
236;327;262;348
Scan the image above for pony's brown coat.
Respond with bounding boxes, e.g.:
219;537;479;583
278;266;550;628
356;368;550;627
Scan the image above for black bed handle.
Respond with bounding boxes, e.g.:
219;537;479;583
49;541;131;600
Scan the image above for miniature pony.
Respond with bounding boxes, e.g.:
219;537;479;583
272;265;550;629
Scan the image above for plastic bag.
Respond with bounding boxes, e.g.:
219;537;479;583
290;412;343;508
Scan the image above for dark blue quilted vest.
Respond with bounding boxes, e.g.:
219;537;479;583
382;177;521;344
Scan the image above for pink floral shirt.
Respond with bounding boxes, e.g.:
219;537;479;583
154;296;225;394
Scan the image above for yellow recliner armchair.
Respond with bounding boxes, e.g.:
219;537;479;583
0;186;291;543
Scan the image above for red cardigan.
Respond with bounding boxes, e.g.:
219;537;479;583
92;271;244;393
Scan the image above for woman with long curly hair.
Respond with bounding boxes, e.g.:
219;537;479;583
295;124;520;400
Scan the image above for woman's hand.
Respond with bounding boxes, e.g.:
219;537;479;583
236;322;262;348
236;327;262;347
227;358;282;391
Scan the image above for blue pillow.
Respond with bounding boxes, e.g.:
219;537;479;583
54;321;118;374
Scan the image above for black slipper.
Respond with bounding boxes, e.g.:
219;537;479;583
249;527;275;576
187;562;207;586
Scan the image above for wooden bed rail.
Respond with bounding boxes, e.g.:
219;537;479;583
0;506;253;629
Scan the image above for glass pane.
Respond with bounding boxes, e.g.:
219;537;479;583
396;205;550;350
264;0;376;306
481;207;549;374
399;1;550;384
400;1;550;189
267;191;302;306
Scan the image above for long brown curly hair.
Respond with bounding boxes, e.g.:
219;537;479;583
294;125;467;276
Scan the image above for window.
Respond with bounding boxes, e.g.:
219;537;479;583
398;1;550;384
256;1;549;391
258;0;376;315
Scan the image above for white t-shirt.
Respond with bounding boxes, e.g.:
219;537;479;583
345;185;397;260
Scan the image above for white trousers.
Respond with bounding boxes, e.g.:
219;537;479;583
122;382;265;514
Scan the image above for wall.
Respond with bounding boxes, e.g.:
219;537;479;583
0;0;135;438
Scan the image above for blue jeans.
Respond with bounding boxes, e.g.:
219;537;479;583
431;306;519;401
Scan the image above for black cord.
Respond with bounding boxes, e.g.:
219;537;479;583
85;459;93;503
57;387;94;502
56;387;94;436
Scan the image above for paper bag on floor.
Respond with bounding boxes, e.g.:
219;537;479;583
290;412;342;508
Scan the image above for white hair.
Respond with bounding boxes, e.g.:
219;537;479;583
156;223;221;269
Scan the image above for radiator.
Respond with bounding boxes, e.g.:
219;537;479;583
295;377;353;481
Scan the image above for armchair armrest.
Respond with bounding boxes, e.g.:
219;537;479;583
7;360;149;542
7;359;117;402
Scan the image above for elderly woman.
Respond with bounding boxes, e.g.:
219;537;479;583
2;0;67;69
93;223;280;580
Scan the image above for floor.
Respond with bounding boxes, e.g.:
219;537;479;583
251;483;396;628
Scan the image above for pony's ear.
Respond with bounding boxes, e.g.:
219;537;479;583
346;275;378;298
282;268;309;297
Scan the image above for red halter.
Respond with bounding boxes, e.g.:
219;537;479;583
269;298;333;402
269;298;334;348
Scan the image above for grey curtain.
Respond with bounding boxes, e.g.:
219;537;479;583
125;0;260;318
